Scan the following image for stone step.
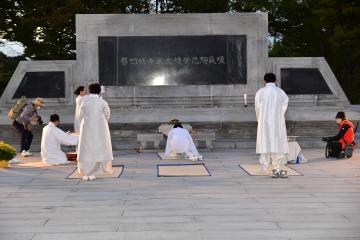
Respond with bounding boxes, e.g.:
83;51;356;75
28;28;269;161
2;121;358;151
5;137;329;152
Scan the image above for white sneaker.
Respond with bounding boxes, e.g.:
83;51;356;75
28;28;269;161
21;150;28;157
21;150;33;157
9;159;21;164
88;175;96;181
198;155;203;161
82;176;89;181
26;151;33;156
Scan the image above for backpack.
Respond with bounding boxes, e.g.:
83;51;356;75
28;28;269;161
8;96;27;120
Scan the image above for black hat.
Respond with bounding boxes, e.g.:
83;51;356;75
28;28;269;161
335;111;346;119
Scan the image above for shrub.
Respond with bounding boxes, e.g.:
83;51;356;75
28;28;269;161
0;142;17;161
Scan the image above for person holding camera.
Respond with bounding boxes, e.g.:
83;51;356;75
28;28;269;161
322;112;355;158
12;97;45;157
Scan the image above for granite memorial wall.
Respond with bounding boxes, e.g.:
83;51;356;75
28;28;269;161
98;35;247;86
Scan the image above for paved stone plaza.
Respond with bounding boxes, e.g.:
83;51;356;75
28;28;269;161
0;149;359;240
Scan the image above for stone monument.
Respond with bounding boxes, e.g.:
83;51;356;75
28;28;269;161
1;13;359;150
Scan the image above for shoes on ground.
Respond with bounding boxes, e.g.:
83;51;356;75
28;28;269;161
88;175;96;181
21;150;33;157
82;176;89;181
271;169;280;178
271;169;288;178
9;159;21;164
279;170;288;178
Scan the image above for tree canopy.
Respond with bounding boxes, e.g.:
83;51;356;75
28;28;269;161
0;0;359;103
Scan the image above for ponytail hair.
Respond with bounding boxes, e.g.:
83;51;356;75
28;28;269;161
74;86;85;96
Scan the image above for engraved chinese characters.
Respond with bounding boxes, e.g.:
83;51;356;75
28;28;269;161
98;35;246;86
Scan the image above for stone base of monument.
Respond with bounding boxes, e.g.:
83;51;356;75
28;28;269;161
137;133;163;149
191;133;216;149
1;119;353;151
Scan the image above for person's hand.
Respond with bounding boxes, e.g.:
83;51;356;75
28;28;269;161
32;116;38;122
26;123;32;131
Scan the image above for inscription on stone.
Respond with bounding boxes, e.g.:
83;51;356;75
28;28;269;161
99;35;247;86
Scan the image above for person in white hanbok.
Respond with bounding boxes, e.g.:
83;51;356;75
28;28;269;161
77;83;113;181
74;86;87;133
255;73;289;178
165;123;202;161
41;114;79;166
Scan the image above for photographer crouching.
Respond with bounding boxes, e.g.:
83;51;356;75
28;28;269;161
322;112;356;159
12;97;45;157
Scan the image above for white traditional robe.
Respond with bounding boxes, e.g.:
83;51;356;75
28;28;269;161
165;127;200;158
41;122;79;165
255;83;289;154
74;95;88;133
77;94;113;175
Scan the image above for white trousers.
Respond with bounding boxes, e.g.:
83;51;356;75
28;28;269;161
259;153;285;172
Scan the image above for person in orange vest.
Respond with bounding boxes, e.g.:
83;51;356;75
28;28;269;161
322;112;355;158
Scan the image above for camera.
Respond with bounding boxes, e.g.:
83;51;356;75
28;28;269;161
36;116;43;125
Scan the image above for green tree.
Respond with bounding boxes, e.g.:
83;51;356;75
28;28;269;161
154;0;230;13
0;0;152;60
0;52;25;95
0;0;153;97
231;0;360;103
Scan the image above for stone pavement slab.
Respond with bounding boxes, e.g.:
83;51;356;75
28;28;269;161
0;149;359;240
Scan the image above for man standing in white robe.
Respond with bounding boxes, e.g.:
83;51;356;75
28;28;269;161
165;123;202;161
77;83;113;181
255;73;289;178
41;114;79;166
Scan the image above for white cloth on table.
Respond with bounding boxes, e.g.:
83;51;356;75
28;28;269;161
41;122;79;165
165;127;200;158
285;141;301;163
286;141;307;164
77;94;113;175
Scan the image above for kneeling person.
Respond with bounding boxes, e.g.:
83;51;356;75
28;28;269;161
323;112;355;158
165;123;202;161
41;114;79;165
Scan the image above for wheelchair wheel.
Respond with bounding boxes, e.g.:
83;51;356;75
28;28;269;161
325;144;330;158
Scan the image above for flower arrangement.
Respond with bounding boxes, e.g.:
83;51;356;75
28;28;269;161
0;141;17;162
